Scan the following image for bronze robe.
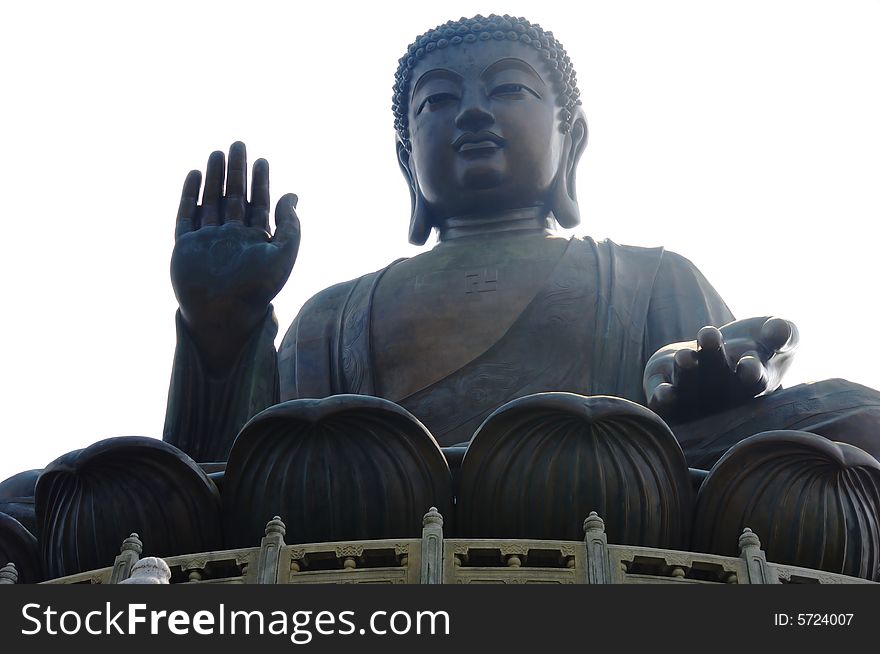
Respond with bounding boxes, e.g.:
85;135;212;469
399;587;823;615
164;236;880;465
275;237;733;446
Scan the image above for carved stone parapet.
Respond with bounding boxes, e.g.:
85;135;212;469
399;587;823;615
499;543;529;557
393;543;410;556
265;516;286;538
287;547;307;573
505;555;522;568
771;563;876;585
288;548;307;561
109;533;143;584
35;534;879;585
394;543;410;566
421;507;444;584
452;543;470;561
180;557;210;572
335;545;365;559
254;516;287;584
583;511;611;584
737;528;777;585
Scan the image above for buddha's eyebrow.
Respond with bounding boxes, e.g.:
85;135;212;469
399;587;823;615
481;58;546;86
411;69;463;99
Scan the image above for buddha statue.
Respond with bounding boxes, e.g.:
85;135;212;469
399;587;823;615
3;14;880;581
166;15;880;467
160;15;880;576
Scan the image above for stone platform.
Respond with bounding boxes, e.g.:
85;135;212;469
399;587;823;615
13;510;870;586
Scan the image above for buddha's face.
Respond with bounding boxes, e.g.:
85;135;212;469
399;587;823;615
406;39;567;220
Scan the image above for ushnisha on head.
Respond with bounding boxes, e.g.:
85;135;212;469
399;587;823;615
393;15;588;244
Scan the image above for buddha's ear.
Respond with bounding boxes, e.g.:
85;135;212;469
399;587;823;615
397;139;433;245
551;108;588;229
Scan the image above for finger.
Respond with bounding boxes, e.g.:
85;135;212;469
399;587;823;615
272;193;301;253
648;382;678;417
671;348;699;389
644;370;669;398
249;158;270;232
697;325;723;351
175;170;201;239
735;353;768;396
224;141;247;224
201;150;225;226
696;325;730;374
759;317;796;353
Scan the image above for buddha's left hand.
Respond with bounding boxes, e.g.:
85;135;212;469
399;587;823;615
643;317;799;422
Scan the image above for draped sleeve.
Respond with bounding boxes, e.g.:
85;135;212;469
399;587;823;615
162;308;280;462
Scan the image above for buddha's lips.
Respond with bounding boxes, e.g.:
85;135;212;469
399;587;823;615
453;131;506;152
459;140;502;152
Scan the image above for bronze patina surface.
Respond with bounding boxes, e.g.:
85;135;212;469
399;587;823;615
2;15;880;581
166;16;880;467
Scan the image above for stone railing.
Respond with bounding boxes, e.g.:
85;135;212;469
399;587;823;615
20;509;872;586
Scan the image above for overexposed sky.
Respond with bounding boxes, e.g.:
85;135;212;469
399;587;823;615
1;0;878;481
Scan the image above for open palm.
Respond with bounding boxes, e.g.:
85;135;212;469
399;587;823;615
171;142;300;370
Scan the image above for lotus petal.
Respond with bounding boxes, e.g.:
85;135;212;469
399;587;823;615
458;393;693;547
223;395;453;547
693;430;880;580
36;436;222;579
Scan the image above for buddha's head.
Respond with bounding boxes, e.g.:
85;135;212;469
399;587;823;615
394;15;588;244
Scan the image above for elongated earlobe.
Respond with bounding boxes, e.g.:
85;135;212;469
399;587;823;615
551;113;588;229
397;140;433;245
408;193;432;245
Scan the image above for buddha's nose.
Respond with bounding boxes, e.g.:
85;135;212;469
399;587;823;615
455;94;495;132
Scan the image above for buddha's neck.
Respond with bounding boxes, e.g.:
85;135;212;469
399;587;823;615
437;207;554;243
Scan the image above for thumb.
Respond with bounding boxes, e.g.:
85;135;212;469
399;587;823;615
272;193;301;255
759;317;798;354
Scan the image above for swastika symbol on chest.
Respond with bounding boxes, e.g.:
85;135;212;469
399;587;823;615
465;269;498;294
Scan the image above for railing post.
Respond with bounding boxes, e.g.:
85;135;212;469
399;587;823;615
583;512;612;584
109;533;143;584
738;528;777;584
0;562;18;585
420;507;444;584
255;516;287;584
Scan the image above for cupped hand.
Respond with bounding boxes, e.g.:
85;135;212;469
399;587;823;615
644;317;799;422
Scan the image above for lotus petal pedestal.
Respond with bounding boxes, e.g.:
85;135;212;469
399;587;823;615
457;393;693;547
222;395;454;547
693;430;880;580
36;436;222;579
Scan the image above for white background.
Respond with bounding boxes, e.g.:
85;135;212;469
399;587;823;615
1;0;878;481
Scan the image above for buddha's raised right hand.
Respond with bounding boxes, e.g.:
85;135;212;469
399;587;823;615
171;142;300;374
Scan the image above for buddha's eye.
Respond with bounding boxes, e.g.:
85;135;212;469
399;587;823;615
417;93;457;114
491;83;539;99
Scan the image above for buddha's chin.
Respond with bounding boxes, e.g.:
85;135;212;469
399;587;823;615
457;162;505;191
